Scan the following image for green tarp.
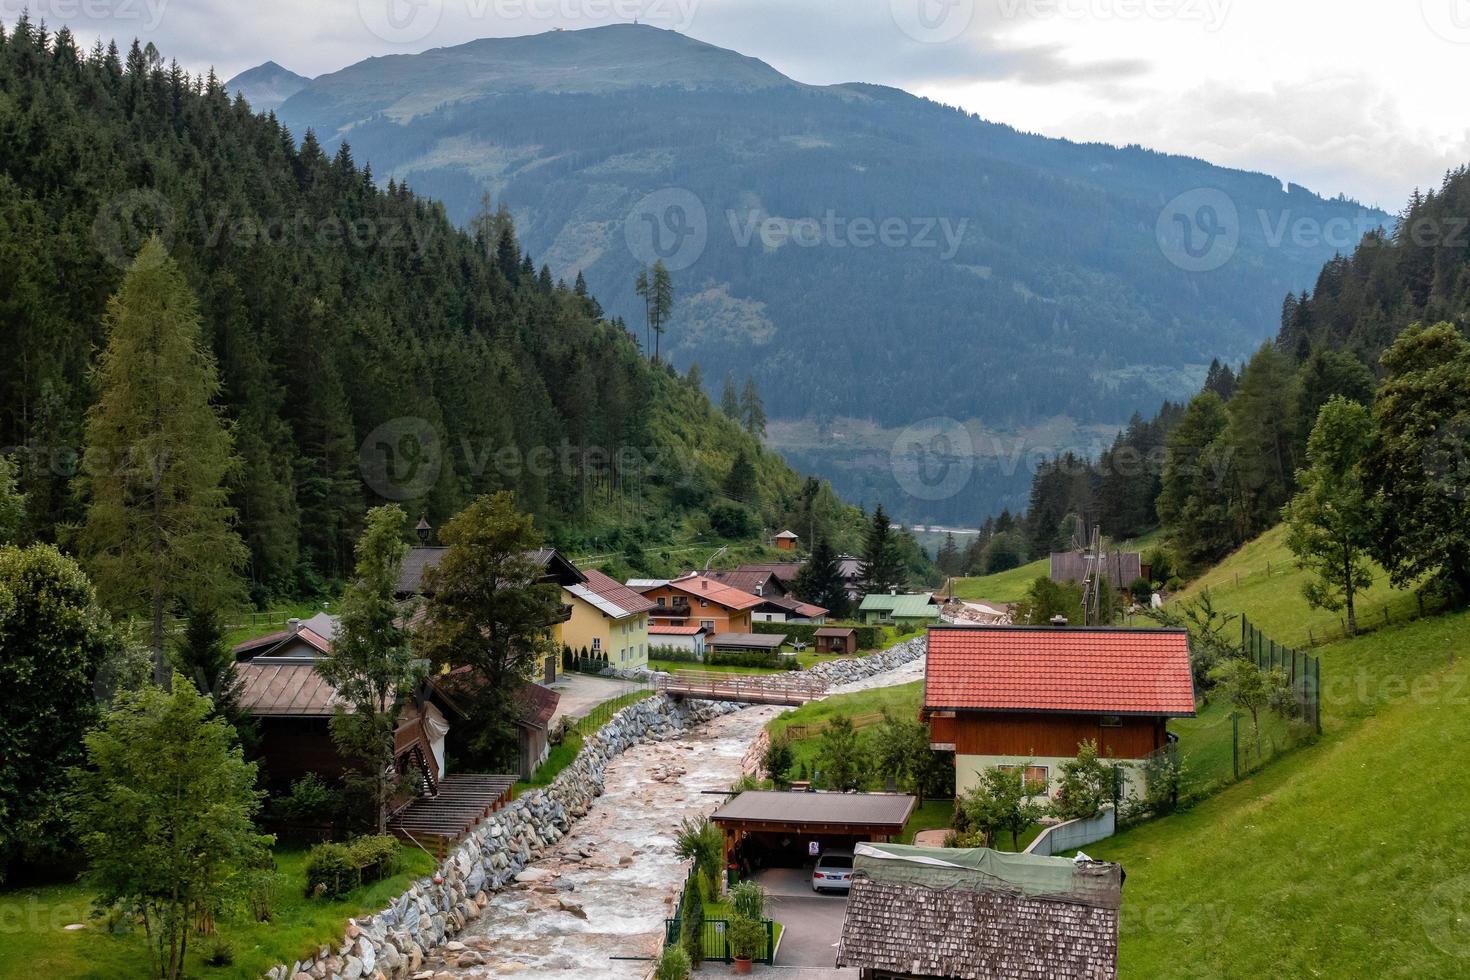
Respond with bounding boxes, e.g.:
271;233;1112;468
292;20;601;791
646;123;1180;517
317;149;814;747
854;842;1121;908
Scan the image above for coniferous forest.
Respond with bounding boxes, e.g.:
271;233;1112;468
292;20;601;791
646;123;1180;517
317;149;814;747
0;18;860;602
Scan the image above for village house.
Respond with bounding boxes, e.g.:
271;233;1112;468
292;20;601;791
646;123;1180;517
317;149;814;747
705;566;827;623
921;624;1196;800
632;573;762;635
772;529;800;551
1049;549;1149;590
559;568;656;670
648;623;707;658
813;626;859;656
858;592;940;628
835;842;1123;980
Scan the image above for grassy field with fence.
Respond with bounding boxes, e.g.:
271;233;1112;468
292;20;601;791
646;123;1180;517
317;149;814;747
1175;524;1430;648
1089;607;1470;978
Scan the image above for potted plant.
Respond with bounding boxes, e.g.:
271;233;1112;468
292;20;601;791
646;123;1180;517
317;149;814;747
727;914;766;974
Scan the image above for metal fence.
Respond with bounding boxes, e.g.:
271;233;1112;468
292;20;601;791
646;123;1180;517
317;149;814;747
662;916;776;965
1242;616;1322;734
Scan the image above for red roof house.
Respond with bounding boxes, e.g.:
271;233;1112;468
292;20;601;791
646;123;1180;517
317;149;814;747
922;625;1195;800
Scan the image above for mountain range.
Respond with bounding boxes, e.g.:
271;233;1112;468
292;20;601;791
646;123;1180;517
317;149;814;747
231;25;1392;524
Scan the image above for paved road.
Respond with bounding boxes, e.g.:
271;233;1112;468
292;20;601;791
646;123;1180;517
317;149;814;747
544;672;637;727
755;868;852;970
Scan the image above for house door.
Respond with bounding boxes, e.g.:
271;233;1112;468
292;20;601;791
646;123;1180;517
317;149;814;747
543;654;557;685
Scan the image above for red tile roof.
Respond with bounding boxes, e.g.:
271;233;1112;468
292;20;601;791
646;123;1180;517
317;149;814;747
924;626;1196;717
666;574;763;611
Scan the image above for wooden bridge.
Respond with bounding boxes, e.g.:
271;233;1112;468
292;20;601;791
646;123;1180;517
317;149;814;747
655;669;828;707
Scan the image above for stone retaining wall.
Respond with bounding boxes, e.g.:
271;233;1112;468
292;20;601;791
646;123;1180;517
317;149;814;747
265;636;928;980
264;696;741;980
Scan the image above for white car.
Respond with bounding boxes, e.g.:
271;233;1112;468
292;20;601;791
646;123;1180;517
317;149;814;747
810;851;854;893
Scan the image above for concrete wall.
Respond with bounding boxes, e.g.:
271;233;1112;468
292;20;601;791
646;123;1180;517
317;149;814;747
1024;807;1117;857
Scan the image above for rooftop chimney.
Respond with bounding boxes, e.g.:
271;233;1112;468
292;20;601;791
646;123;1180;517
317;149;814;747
288;617;302;633
1050;614;1069;627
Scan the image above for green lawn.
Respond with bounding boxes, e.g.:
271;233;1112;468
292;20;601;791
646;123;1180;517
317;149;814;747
767;681;924;786
1175;524;1422;648
900;799;954;843
949;558;1049;604
0;845;436;980
1088;608;1470;978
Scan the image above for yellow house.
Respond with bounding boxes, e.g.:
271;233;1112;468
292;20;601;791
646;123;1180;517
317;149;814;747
557;569;657;670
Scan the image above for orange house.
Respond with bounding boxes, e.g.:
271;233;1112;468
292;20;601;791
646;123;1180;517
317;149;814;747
634;574;761;634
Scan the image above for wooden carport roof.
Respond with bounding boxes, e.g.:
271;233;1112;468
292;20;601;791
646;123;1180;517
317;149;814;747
711;791;916;836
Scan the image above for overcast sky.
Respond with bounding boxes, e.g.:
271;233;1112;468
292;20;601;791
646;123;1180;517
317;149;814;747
25;0;1470;210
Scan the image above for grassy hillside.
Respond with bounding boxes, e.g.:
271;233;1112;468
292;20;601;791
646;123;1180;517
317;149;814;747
1089;610;1470;977
1176;524;1422;648
950;531;1162;606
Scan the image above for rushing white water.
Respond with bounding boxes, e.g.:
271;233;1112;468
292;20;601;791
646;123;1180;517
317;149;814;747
424;705;780;978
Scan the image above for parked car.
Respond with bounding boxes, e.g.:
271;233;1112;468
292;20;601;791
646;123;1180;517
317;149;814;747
811;850;854;893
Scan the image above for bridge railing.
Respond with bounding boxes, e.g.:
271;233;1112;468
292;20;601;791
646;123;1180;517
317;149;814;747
655;669;828;702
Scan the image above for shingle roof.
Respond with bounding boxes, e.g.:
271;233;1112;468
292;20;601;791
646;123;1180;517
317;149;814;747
567;568;657;619
837;869;1120;979
925;625;1196;717
711;791;915;828
734;562;803;584
665;575;763;611
707;568;787;597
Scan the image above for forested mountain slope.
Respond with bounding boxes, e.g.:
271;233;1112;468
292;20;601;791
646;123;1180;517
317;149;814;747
0;19;858;600
265;24;1388;437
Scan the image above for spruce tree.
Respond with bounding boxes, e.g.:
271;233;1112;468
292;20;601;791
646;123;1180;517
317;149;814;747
740;376;767;438
859;504;905;595
721;374;741;419
794;534;850;618
79;237;246;682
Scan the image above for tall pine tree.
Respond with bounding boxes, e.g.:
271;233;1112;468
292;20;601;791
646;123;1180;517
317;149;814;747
78;238;246;682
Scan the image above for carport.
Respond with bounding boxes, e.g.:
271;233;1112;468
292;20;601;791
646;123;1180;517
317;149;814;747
711;791;916;873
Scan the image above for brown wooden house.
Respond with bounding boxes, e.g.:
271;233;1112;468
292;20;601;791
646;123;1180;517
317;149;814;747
922;625;1195;801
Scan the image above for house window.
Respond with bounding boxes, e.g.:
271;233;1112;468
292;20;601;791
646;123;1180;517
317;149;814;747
701;620;715;631
1099;715;1123;728
657;597;665;606
1024;766;1049;792
591;638;601;652
699;599;708;608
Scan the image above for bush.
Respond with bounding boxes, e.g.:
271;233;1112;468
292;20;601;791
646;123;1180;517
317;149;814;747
731;880;765;920
1127;577;1154;601
349;835;402;884
650;645;702;664
678;874;705;965
654;944;692;980
760;735;794;786
270;773;344;831
203;937;234;967
727;914;767;960
303;842;358;898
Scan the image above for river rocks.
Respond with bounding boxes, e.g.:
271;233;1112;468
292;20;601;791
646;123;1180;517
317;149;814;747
261;693;743;980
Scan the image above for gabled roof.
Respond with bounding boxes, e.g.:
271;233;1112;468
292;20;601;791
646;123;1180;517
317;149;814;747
925;625;1196;717
395;546;585;595
859;593;938;618
814;627;857;638
773;530;799;540
566;568;657;619
734;562;803;584
236;658;342;716
663;574;763;611
836;843;1122;979
626;578;669;591
707;568;788;597
231;619;336;660
793;602;828;618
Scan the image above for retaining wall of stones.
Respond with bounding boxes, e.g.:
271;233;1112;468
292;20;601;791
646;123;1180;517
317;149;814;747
264;635;927;980
263;695;741;980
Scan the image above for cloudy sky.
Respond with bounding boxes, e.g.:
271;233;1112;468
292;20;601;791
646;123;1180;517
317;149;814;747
24;0;1470;210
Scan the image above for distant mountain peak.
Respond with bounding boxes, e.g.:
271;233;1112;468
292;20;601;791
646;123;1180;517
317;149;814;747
226;61;312;114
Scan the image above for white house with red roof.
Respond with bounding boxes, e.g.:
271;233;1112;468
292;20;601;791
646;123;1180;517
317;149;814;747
922;624;1196;801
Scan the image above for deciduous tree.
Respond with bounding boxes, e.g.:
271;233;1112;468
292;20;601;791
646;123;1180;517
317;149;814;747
1285;397;1375;634
818;714;865;791
72;676;271;980
317;505;427;833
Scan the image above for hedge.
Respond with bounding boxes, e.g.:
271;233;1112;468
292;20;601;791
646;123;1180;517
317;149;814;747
304;835;403;899
752;621;883;649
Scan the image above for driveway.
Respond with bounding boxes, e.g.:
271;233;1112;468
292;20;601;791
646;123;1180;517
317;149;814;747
545;672;638;727
754;868;853;971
